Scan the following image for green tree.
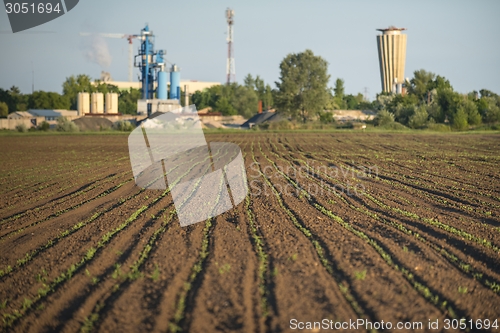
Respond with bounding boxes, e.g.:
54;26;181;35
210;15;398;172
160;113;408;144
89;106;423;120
56;117;79;132
333;78;345;99
118;88;141;115
38;121;50;131
191;89;214;110
408;105;429;129
215;97;237;116
0;101;8;118
0;86;28;112
318;111;335;124
331;78;346;109
28;91;71;109
408;69;435;101
344;93;364;110
479;89;498;98
232;85;258;118
243;74;255;89
374;109;395;126
435;88;459;122
479;96;500;124
62;74;95;109
386;93;419;125
263;84;273;109
243;74;274;110
459;98;481;125
426;103;444;123
94;81;120;95
275;49;330;122
255;75;265;99
452;107;468;130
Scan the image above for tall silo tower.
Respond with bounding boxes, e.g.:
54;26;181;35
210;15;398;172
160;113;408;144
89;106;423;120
376;26;407;93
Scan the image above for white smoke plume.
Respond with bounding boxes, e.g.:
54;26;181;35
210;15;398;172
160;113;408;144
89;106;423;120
83;35;112;68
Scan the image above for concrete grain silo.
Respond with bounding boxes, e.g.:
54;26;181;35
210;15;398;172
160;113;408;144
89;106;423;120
91;93;104;114
105;93;119;114
77;92;90;115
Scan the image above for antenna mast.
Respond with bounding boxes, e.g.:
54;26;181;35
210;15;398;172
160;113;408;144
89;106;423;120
226;8;235;85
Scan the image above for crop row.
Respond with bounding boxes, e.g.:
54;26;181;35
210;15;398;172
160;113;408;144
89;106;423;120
1;145;232;329
257;139;463;320
0;170;130;225
250;141;368;321
269;139;500;295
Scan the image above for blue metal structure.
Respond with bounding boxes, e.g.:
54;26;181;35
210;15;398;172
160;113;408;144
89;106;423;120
134;25;168;100
170;64;180;100
157;71;167;100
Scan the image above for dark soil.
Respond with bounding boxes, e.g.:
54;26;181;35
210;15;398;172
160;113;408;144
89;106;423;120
0;132;499;333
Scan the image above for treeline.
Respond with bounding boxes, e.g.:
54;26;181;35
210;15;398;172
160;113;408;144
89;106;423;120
191;73;372;119
191;75;272;118
0;74;275;119
272;49;500;129
372;70;500;130
0;74;142;117
2;53;500;131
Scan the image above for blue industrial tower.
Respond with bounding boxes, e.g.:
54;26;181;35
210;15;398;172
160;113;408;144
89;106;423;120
134;25;168;100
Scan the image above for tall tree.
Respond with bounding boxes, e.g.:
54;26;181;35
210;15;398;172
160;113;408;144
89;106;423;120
254;75;265;99
408;69;436;101
333;78;345;100
0;101;8;118
62;74;95;109
0;86;28;112
243;74;255;89
331;78;347;109
29;91;71;109
275;49;330;122
118;88;142;115
232;85;258;118
263;84;273;109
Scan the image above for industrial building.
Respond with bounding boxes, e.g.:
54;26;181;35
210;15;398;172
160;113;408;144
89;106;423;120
28;109;79;121
84;25;220;116
376;26;407;93
7;111;33;119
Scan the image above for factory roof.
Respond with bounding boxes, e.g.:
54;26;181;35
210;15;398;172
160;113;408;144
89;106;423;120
28;109;63;117
28;109;78;117
7;111;33;119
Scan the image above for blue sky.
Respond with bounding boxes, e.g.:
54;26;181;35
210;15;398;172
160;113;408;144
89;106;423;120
1;0;499;100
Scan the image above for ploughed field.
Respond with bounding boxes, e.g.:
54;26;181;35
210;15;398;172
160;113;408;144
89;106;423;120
0;133;499;333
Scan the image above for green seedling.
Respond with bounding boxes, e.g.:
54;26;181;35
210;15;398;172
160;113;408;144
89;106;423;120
150;264;160;282
354;270;367;281
218;264;231;275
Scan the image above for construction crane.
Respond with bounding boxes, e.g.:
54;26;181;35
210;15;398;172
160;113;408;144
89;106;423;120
80;32;140;82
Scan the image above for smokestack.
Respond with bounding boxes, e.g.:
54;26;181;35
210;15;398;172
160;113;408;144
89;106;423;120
184;84;189;106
